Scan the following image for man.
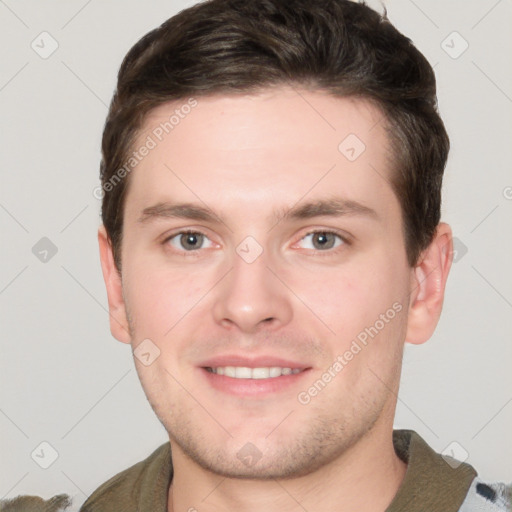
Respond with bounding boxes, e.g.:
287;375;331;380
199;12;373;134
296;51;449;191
81;0;510;511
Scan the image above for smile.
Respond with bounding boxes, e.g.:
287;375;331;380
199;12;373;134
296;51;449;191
205;366;303;379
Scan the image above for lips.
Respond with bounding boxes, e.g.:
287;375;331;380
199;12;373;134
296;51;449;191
199;355;309;371
198;355;312;397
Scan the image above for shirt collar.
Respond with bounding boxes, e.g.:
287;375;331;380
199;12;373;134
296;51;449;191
385;429;477;512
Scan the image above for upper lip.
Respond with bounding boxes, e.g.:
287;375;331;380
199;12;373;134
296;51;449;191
199;355;310;370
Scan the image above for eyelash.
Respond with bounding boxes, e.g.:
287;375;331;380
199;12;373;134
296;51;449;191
161;229;350;257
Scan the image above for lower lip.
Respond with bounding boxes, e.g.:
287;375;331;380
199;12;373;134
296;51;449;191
199;367;311;398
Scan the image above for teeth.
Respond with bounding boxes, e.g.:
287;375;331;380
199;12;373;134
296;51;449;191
224;366;236;378
252;367;270;379
235;367;252;379
208;366;302;379
269;367;282;378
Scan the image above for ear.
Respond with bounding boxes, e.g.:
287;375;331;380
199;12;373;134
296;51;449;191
405;222;453;345
98;225;131;344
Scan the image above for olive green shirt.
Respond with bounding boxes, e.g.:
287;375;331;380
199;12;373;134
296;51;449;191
79;429;477;511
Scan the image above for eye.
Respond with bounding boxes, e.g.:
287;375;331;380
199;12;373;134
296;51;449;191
164;231;214;252
296;230;346;252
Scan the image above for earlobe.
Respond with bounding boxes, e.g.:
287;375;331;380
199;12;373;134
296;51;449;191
405;223;453;345
97;225;131;344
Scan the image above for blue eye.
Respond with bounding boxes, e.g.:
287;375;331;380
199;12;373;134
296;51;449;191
298;231;345;251
166;231;214;252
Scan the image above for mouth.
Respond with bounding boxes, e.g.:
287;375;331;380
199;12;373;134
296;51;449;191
204;366;303;379
198;357;312;398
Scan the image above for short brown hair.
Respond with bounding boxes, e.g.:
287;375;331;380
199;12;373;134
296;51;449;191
100;0;449;270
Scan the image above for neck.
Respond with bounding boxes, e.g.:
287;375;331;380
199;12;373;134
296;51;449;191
167;426;407;512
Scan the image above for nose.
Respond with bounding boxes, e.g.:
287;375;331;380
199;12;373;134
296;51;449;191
211;247;293;334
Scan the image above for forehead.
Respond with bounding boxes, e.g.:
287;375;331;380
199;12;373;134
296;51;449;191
124;86;396;225
140;86;386;158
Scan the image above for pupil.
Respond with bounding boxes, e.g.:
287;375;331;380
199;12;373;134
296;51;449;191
315;232;333;249
183;233;201;249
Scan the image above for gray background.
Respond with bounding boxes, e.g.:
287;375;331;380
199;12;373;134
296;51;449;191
1;0;511;509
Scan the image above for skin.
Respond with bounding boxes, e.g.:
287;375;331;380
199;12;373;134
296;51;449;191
98;86;453;512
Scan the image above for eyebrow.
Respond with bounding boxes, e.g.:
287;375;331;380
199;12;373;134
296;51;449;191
137;197;378;226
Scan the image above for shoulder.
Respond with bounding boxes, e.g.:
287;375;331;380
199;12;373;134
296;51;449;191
79;442;172;512
391;429;510;512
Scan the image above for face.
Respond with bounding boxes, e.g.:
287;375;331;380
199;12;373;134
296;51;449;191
110;86;416;478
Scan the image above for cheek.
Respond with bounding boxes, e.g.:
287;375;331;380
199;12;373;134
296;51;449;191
122;256;206;339
306;251;409;344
